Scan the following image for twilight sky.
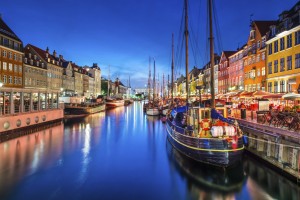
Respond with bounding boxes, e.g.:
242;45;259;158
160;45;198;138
1;0;298;89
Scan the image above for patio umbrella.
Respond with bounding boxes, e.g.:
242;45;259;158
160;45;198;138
252;90;272;98
262;93;284;99
282;93;300;100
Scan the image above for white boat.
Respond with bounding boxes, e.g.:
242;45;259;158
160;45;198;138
146;108;160;116
105;98;124;107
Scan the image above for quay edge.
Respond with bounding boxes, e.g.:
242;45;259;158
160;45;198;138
236;119;300;183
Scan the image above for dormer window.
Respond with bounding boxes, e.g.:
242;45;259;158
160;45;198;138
29;53;31;58
24;58;27;63
30;60;33;65
41;63;44;68
250;30;255;40
34;55;37;60
271;26;276;36
37;61;39;66
284;19;289;30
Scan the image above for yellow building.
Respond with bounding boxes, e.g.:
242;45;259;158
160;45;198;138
266;2;300;93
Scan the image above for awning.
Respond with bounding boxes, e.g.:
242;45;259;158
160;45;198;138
288;78;296;84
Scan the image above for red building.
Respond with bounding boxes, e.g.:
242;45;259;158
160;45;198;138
218;51;236;94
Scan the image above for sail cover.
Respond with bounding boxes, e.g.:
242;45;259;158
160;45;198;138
211;108;235;124
171;106;188;118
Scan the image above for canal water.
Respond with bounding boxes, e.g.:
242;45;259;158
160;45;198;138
0;102;299;200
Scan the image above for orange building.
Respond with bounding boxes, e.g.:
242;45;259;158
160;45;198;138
0;16;23;88
243;21;276;92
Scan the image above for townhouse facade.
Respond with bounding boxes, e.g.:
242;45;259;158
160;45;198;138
266;2;300;93
228;47;245;92
0;17;23;88
219;51;235;94
244;21;276;92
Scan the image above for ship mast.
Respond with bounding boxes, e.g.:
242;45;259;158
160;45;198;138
148;57;151;101
153;59;156;102
209;0;215;108
171;33;174;103
184;0;189;105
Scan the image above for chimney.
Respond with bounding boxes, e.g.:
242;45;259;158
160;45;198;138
53;50;57;57
59;54;63;60
46;47;49;58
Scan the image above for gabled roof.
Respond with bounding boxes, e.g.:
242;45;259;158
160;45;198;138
26;44;56;62
189;66;200;78
0;17;22;42
222;51;236;58
253;21;277;36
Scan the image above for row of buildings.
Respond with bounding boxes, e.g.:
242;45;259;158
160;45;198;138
171;1;300;98
0;16;129;99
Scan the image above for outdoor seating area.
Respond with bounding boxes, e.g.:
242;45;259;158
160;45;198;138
256;110;300;131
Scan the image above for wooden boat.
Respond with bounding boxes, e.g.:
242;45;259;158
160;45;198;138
146;59;160;116
64;103;106;115
105;98;125;107
166;0;244;168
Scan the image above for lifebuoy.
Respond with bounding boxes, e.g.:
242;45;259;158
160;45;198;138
200;119;211;131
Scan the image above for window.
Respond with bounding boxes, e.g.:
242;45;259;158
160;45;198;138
24;58;27;63
287;34;292;48
14;76;17;84
274;81;278;93
257;68;260;77
262;37;266;48
274;60;278;73
268;82;272;93
295;31;300;45
287;55;292;70
256;54;260;62
9;63;12;71
262;52;265;60
2;50;7;57
280;80;285;93
19;66;22;73
257;83;261;91
19;55;22;62
3;75;7;83
295;53;300;69
257;41;261;49
274;40;278;53
14;54;17;60
18;77;22;85
268;43;273;55
268;62;272;74
14;64;18;72
8;52;12;59
271;26;276;36
3;62;7;70
280;37;285;51
8;76;12;84
280;58;285;72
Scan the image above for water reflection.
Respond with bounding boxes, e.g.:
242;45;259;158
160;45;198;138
166;140;247;199
0;102;299;200
243;155;300;200
0;124;64;199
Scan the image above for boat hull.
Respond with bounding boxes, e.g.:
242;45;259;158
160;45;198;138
146;108;160;116
64;104;106;115
166;120;244;168
106;100;125;107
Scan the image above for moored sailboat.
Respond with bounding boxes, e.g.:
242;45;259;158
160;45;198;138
166;0;244;168
146;59;160;116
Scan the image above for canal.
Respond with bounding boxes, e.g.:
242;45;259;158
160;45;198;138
0;102;299;200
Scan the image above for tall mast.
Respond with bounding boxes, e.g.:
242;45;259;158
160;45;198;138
108;65;110;96
168;74;170;98
184;0;189;105
209;0;215;108
171;33;174;103
148;57;151;101
153;59;156;102
162;73;165;98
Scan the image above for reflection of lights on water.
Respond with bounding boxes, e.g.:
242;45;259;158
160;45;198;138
78;123;91;185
